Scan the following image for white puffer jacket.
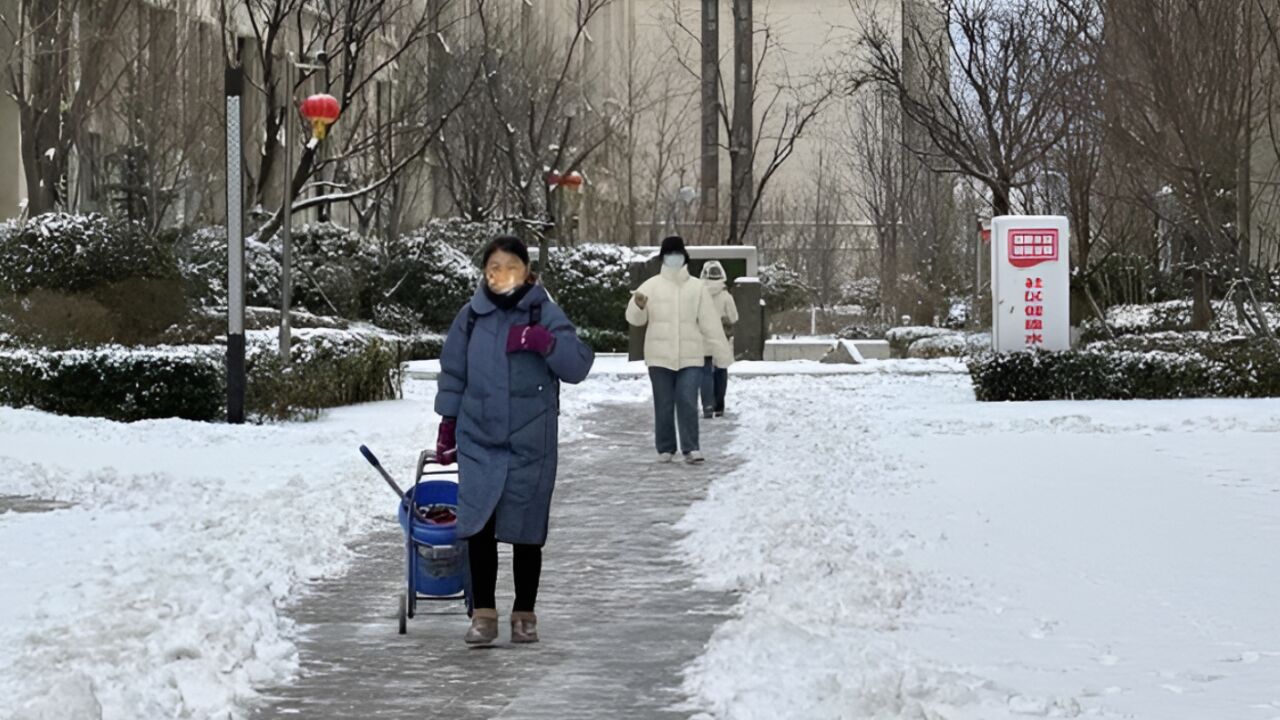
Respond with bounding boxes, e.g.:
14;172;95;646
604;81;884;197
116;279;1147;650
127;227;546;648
705;288;738;369
626;265;729;371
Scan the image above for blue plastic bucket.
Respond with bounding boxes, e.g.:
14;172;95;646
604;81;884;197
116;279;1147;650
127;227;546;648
397;480;465;597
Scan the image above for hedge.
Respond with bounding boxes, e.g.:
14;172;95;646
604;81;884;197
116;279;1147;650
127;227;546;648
246;331;401;421
968;341;1280;402
0;331;416;422
0;345;224;421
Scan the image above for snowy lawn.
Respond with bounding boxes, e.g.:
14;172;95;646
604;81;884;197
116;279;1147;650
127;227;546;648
679;373;1280;719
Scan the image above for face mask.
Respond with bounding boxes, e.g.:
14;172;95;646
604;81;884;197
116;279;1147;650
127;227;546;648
663;254;685;269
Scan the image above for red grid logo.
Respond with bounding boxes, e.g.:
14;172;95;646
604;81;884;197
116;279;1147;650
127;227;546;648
1008;229;1059;269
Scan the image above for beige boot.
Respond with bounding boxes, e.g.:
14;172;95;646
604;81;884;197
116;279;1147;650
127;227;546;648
465;608;499;645
510;611;539;643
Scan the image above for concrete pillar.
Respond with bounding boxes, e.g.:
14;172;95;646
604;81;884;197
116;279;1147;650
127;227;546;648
627;257;660;362
730;277;763;361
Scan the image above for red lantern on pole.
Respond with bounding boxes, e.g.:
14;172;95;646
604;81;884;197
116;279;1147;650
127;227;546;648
300;94;341;141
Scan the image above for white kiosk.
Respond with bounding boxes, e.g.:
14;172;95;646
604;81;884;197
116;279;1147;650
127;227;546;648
991;215;1070;352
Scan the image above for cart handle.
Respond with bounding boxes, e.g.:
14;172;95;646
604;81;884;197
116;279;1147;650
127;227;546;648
359;444;407;499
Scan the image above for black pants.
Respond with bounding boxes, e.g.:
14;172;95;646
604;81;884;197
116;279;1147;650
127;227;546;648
467;514;542;612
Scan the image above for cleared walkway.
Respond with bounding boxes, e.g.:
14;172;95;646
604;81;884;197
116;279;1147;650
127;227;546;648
253;401;737;719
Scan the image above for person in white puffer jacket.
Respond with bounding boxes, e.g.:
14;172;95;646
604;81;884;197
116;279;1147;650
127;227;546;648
699;261;738;418
626;236;728;465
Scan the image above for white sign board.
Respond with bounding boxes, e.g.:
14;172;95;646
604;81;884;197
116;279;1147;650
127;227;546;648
991;215;1070;352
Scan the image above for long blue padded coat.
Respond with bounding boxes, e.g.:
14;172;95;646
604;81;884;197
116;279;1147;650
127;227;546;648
434;282;594;545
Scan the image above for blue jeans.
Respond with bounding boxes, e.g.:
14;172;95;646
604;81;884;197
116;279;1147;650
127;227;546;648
648;366;702;454
701;357;729;413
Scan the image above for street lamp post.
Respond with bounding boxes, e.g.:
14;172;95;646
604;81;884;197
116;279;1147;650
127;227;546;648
226;65;246;424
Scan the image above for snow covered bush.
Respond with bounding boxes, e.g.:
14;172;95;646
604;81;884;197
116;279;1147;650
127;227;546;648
837;276;881;313
285;223;380;318
886;326;954;356
0;213;178;294
967;341;1280;401
247;331;401;421
172;225;281;308
541;244;642;333
1080;300;1280;342
576;326;629;353
908;332;991;359
759;262;813;312
378;227;481;331
0;214;190;346
836;320;890;340
0;345;223;421
411;217;506;258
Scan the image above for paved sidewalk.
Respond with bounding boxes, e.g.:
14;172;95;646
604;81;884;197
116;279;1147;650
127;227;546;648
253;400;737;719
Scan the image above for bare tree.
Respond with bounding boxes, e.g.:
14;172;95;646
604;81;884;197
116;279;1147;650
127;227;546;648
103;8;225;231
854;0;1091;217
2;0;137;215
843;88;911;321
223;0;467;242
667;0;834;245
472;0;623;287
1101;0;1275;333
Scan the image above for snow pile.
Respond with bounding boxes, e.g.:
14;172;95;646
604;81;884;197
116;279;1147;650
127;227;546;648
0;393;435;719
677;372;1280;719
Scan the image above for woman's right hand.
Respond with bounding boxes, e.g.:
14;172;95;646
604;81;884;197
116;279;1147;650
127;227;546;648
436;418;458;466
633;292;648;310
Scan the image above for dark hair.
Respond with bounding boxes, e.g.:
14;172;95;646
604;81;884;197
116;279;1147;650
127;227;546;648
481;235;530;268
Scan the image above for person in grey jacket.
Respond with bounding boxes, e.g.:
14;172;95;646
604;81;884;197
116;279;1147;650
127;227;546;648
435;236;594;646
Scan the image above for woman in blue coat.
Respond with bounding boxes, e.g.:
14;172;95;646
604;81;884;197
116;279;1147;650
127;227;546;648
434;236;595;646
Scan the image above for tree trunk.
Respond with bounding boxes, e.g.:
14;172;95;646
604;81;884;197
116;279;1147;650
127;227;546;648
728;0;753;245
1190;267;1213;330
884;221;899;322
699;0;720;235
990;180;1012;217
21;0;71;215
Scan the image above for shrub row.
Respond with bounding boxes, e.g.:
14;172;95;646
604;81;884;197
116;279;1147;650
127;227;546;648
0;330;421;422
967;341;1280;402
0;345;224;421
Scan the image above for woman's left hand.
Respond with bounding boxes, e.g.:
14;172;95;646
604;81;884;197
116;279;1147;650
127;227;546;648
506;324;557;356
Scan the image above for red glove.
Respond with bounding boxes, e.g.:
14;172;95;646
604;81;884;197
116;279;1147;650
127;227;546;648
506;324;556;356
436;418;457;466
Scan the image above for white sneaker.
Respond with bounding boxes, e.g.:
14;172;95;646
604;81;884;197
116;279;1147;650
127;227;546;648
684;451;705;464
658;453;675;463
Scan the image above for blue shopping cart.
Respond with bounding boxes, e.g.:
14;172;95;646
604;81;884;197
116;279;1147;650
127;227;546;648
360;446;472;634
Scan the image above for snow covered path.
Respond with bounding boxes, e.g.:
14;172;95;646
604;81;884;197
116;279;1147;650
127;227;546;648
252;396;737;719
678;373;1280;719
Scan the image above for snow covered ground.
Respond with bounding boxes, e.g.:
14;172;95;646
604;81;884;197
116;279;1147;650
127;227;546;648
677;373;1280;719
0;369;649;720
5;361;1279;720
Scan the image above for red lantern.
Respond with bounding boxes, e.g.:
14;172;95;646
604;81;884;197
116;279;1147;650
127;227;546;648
300;94;341;141
561;171;584;193
547;169;584;192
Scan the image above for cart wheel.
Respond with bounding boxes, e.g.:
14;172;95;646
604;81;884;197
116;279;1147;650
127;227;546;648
398;592;408;635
